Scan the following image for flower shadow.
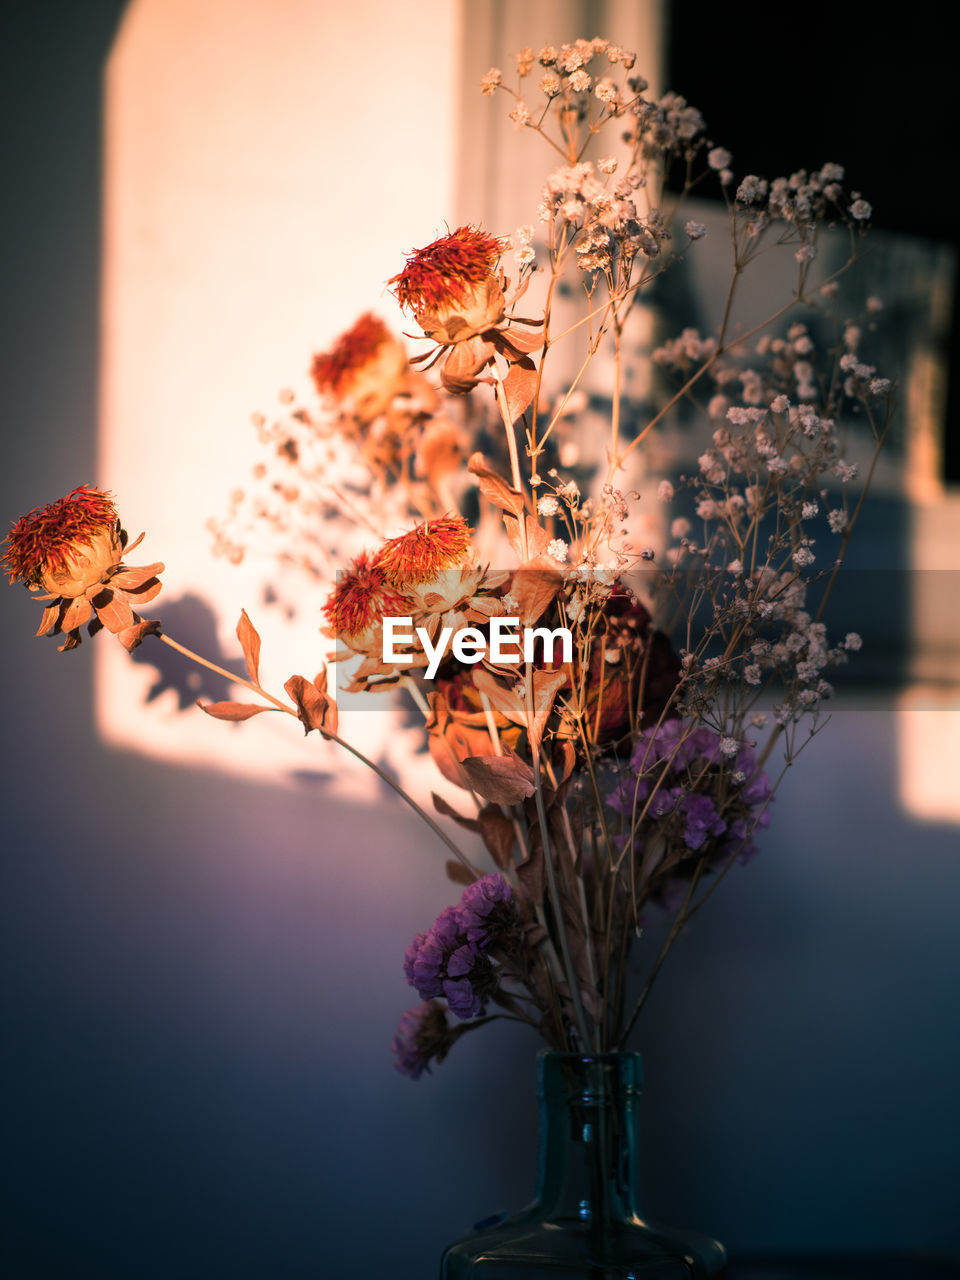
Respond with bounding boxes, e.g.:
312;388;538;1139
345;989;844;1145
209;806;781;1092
131;592;246;710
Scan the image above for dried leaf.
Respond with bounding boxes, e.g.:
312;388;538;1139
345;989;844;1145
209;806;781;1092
117;618;160;652
35;603;62;637
199;699;272;721
477;804;516;870
60;596;92;633
92;591;134;634
432;793;481;833
284;672;338;737
511;557;564;626
472;667;525;724
468;452;525;517
441;335;496;393
503;513;550;559
445;859;478;887
516;831;544;904
553;739;576;785
529;666;569;752
110;562;165;590
236;609;262;686
460;753;535;805
501;356;538;424
128;579;163;605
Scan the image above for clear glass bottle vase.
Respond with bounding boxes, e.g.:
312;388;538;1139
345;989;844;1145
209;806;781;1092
440;1052;726;1279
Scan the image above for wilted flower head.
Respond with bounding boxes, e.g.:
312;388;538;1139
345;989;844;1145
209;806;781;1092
310;312;410;425
389;226;542;394
401;874;519;1023
609;718;774;902
3;486;164;651
390;225;505;335
376;514;487;619
576;592;680;748
5;485;120;593
376;514;473;588
391;1000;461;1079
322;550;411;654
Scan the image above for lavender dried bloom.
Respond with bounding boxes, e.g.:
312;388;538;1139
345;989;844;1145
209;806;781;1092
391;1001;459;1079
609;720;774;899
400;874;517;1021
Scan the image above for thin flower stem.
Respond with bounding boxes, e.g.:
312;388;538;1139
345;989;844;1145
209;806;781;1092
492;366;530;561
155;632;481;878
606;318;623;482
615;860;704;1052
615;257;860;469
326;731;483;877
478;688;531;869
157;633;291;713
524;671;593;1052
402;675;431;720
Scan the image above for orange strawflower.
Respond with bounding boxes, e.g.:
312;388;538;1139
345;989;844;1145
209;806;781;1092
376;515;473;588
310;313;411;424
4;485;118;590
389;227;542;394
3;486;164;651
375;515;487;618
390;226;505;317
322;551;411;654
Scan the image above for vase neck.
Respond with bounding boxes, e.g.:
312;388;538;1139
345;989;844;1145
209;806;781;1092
535;1053;643;1225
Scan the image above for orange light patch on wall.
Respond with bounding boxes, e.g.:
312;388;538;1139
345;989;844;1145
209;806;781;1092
97;0;462;789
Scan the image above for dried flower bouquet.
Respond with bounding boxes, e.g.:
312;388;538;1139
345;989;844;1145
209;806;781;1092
5;37;892;1079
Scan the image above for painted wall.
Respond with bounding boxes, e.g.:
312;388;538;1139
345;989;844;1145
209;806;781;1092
2;5;959;1277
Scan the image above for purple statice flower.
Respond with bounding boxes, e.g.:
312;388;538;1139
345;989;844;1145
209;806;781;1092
716;742;773;863
458;872;512;942
630;719;722;773
681;792;726;850
608;718;774;872
432;904;462;948
443;977;483;1020
391;1000;456;1080
400;874;516;1021
403;929;447;999
735;743;773;808
446;942;479;977
607;773;650;818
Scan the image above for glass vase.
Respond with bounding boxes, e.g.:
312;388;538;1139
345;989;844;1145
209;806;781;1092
440;1051;726;1279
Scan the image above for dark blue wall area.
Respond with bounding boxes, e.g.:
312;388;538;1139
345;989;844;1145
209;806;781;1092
2;5;959;1278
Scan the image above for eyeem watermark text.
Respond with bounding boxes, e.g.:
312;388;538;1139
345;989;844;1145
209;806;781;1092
382;616;573;679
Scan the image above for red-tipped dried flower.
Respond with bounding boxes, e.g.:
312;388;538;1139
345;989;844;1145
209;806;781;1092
376;515;486;617
4;486;118;592
3;486;164;651
310;313;410;424
389;226;542;395
376;515;474;588
322;551;411;654
390;226;505;325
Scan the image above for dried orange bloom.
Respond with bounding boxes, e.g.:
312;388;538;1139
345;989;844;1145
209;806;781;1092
322;551;411;656
389;226;542;394
3;486;164;651
310;312;411;425
376;515;473;587
376;514;491;618
390;226;506;337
